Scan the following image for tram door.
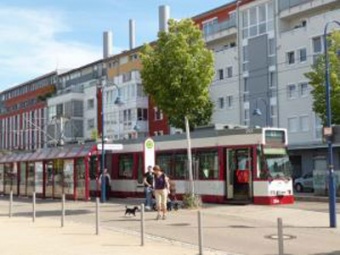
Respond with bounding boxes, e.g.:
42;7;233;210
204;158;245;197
226;148;252;201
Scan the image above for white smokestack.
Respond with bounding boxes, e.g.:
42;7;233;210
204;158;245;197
103;31;113;59
129;19;136;50
159;5;170;33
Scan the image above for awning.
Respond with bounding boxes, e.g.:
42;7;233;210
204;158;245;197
0;143;97;164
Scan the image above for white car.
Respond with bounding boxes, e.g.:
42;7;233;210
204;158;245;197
294;172;314;192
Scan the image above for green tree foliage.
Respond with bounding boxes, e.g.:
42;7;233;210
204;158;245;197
305;31;340;125
140;19;214;130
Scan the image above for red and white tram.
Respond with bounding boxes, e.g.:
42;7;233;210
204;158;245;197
90;126;294;205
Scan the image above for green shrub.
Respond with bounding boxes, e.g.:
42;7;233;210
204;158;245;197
182;193;202;209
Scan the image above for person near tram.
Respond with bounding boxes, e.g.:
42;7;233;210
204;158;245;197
153;165;170;220
99;168;111;200
143;165;154;210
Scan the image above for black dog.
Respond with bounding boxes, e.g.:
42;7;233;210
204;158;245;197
125;206;139;216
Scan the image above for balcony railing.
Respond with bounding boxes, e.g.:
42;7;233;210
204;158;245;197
203;18;236;38
278;0;312;11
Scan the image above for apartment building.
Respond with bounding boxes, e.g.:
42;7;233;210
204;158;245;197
193;0;340;177
46;60;105;145
0;72;57;151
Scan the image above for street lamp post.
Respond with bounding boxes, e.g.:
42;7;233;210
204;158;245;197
252;97;270;127
323;20;340;228
100;79;123;203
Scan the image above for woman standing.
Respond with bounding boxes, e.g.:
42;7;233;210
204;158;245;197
153;165;170;220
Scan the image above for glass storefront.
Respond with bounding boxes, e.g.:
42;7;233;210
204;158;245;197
53;159;64;198
27;163;35;196
45;161;53;197
76;159;86;199
19;162;27;196
63;160;74;195
0;164;4;194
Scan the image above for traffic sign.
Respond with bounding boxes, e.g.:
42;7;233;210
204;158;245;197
97;143;123;151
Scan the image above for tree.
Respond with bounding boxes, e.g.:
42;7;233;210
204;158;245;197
305;31;340;125
140;18;214;130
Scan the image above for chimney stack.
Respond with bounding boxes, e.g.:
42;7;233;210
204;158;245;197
159;5;170;33
129;19;136;50
103;31;113;59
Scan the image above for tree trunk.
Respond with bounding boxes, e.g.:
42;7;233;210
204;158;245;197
185;116;194;196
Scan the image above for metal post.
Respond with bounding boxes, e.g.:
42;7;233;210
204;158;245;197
32;192;36;222
9;190;13;218
96;197;100;235
324;20;340;228
101;83;106;203
198;210;203;255
61;193;65;227
141;204;145;246
277;218;284;255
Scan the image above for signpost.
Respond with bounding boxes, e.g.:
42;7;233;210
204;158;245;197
97;143;123;151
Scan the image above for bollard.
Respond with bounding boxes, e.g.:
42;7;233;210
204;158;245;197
9;190;13;218
96;197;100;235
198;210;203;255
141;204;145;246
61;193;65;227
277;218;284;255
32;192;36;222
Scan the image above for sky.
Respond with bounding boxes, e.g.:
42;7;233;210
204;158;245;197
0;0;232;92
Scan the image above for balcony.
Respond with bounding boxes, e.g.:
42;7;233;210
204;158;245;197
279;0;339;19
203;18;237;43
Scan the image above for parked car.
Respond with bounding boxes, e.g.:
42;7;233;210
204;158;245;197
294;172;314;192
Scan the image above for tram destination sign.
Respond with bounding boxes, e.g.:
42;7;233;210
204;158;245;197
97;143;123;151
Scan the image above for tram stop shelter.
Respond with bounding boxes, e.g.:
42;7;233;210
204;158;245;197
0;143;97;200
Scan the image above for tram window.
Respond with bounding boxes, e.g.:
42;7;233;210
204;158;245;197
137;154;144;184
89;156;98;180
118;154;133;178
196;151;218;179
174;153;186;179
156;153;172;176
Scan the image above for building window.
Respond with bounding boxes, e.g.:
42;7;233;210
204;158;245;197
227;96;233;108
87;119;95;129
244;77;248;92
154;107;163;121
287;51;295;65
298;48;307;62
299;82;309;97
269;72;276;88
154;130;164;136
137;108;148;121
314;115;323;139
87;99;94;110
300;115;309;132
312;36;322;64
288;117;298;133
218;69;224;80
226;67;233;78
218;97;224;109
287;84;297;99
202;18;218;37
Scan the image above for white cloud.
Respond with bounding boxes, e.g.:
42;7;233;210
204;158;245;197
0;6;103;90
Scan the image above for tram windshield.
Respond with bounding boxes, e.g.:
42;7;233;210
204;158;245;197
264;148;292;178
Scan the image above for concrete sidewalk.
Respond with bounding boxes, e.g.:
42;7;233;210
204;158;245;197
0;213;224;255
1;196;340;255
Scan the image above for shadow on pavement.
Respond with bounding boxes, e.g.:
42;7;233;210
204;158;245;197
0;209;92;217
313;251;340;255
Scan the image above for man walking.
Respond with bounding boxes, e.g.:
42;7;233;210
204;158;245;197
143;165;154;210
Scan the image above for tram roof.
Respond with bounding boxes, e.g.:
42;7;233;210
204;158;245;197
122;126;263;145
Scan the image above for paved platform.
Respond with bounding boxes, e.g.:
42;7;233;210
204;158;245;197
1;196;340;255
